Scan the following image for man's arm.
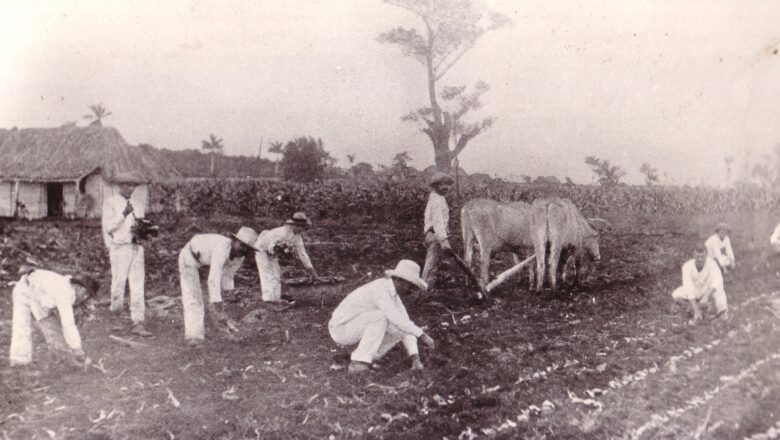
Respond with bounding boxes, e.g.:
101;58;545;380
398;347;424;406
293;236;316;274
207;247;230;303
102;198;127;236
372;292;423;337
56;291;83;352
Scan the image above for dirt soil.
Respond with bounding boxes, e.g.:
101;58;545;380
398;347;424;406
1;210;780;439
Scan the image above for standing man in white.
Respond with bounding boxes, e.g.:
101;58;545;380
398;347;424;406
422;172;454;287
101;171;151;337
705;223;735;274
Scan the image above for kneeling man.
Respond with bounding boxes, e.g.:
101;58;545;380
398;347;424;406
329;260;435;373
672;244;728;323
9;269;98;368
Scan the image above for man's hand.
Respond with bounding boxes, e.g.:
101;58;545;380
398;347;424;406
440;240;452;251
122;202;134;217
420;333;435;350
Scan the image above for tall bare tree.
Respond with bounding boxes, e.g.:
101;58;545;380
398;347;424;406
83;103;112;127
378;0;510;172
201;134;224;176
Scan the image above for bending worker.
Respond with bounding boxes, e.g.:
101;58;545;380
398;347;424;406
254;212;321;304
179;226;260;346
9;268;98;368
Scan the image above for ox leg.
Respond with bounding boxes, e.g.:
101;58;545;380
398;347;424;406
548;243;561;292
533;240;546;292
478;243;492;287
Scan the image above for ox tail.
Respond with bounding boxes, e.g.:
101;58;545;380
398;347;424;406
461;206;475;266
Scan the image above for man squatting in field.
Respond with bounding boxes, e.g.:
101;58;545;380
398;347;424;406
101;171;152;337
9;269;98;368
672;244;729;323
422;172;455;286
179;226;260;346
329;260;435;373
254;212;321;304
705;222;736;274
771;222;780;253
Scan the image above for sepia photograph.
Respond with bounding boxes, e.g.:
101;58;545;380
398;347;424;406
1;0;779;438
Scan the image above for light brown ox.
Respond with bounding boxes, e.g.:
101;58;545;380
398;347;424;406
461;198;535;288
530;197;601;292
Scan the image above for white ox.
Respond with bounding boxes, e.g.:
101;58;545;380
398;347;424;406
530;197;601;292
461;198;535;287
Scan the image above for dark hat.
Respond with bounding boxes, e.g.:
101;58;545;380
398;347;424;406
429;172;454;188
286;212;312;227
112;170;147;185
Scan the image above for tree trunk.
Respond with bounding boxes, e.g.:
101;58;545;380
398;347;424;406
434;143;453;173
210;154;215;176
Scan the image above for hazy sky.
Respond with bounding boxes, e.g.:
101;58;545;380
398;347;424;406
1;0;778;185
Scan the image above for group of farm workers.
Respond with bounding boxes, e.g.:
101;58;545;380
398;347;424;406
7;168;768;374
8;170;452;373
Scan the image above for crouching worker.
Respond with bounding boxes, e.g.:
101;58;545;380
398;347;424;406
254;212;321;304
672;244;728;323
705;223;735;274
9;269;98;368
328;260;435;374
179;227;260;346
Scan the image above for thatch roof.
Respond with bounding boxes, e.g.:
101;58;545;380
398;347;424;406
0;124;180;182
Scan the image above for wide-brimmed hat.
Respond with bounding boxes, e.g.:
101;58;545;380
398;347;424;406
112;170;147;185
385;260;428;291
715;222;731;233
429;172;454;188
231;226;261;252
286;212;312;227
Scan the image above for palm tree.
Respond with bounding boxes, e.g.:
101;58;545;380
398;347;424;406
83;103;112;126
268;141;284;177
201;134;224;176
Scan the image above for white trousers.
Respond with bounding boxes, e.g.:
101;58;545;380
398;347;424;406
9;282;68;365
329;310;419;364
109;244;145;323
255;252;282;302
179;252;222;341
422;232;442;284
672;284;728;313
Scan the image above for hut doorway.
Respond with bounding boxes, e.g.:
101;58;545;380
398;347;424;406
46;182;64;217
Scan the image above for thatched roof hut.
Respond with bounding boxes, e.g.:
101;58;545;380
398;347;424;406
0;124;179;219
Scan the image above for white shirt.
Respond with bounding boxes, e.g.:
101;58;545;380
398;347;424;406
424;192;449;242
254;225;313;270
330;277;423;337
101;194;140;247
181;234;244;300
705;234;735;264
770;223;780;246
21;270;83;351
682;257;723;295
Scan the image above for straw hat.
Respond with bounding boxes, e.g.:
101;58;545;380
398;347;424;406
286;212;312;227
112;170;147;185
231;226;261;252
385;260;428;291
429;172;454;188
